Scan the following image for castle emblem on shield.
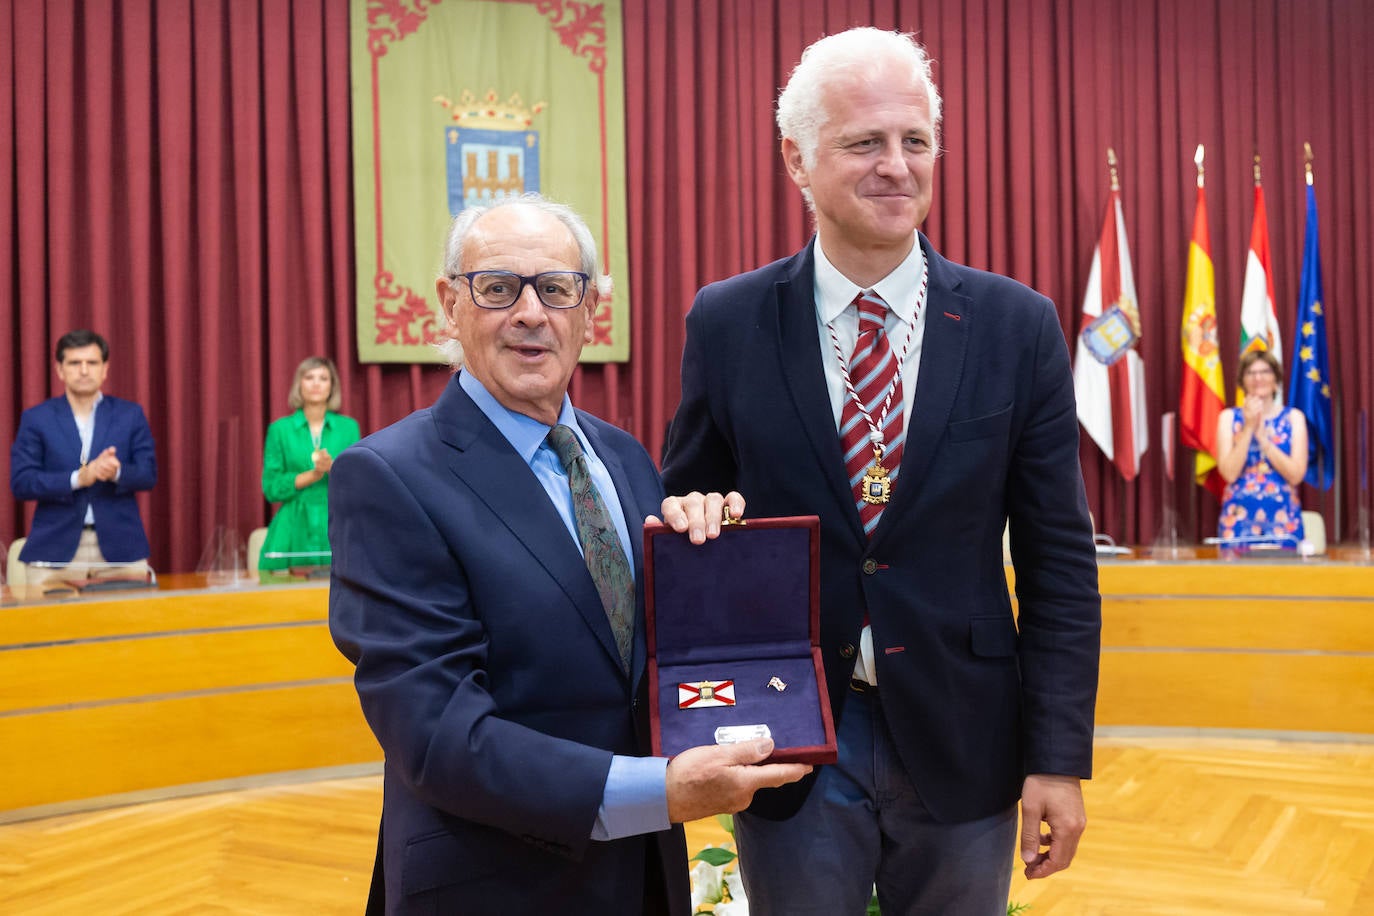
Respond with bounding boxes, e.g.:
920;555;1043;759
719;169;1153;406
436;91;546;216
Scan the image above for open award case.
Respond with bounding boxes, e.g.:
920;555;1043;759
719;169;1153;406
644;514;837;765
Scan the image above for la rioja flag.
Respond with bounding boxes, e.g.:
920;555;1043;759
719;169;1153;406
1074;151;1148;480
1237;158;1283;401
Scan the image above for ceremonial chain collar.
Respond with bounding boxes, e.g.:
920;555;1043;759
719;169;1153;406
824;257;930;458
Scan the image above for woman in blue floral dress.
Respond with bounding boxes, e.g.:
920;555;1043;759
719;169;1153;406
1216;351;1309;549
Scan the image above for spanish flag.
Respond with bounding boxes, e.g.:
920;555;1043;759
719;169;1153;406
1178;157;1227;498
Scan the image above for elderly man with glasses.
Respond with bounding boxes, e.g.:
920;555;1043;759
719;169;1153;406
327;194;810;916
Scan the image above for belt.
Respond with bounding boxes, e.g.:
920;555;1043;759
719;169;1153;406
83;524;97;530
849;678;877;695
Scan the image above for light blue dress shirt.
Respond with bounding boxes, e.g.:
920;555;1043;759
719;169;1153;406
68;392;116;525
458;372;670;841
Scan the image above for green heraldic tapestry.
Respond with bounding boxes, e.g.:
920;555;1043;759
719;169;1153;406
352;0;631;363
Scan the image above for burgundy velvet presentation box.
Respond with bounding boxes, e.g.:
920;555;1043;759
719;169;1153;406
644;515;837;765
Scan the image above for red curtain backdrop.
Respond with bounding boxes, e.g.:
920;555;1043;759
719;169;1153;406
3;0;1374;573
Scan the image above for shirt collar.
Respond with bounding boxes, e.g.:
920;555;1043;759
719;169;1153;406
814;233;926;326
289;408;331;430
459;370;582;466
73;392;103;426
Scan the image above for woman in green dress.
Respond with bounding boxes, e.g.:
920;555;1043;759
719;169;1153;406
259;357;360;573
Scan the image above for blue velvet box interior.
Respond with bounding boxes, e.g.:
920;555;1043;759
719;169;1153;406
645;516;836;764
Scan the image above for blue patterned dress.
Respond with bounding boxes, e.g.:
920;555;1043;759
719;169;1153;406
1217;406;1305;549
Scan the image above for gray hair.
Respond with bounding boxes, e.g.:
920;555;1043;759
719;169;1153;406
434;193;612;367
776;27;943;171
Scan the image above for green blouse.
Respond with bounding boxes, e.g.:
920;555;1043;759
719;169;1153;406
259;409;360;571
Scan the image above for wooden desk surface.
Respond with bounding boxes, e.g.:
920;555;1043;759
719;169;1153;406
1;569;321;608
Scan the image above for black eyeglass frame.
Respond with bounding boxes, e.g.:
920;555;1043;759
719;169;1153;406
450;270;591;310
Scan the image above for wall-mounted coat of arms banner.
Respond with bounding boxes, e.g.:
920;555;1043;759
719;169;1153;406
351;0;631;363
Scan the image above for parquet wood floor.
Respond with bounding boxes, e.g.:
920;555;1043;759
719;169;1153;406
1;736;1371;914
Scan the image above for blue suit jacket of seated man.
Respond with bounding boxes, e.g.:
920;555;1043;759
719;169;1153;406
11;394;158;564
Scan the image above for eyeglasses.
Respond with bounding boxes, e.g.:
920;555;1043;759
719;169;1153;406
1243;368;1276;378
452;270;590;310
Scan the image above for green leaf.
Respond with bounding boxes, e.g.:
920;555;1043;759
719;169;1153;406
692;847;738;867
715;813;735;836
1007;903;1032;915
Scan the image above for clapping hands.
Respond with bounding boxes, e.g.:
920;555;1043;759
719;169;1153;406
77;446;120;487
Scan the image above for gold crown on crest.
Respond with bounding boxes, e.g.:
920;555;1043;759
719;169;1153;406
435;90;546;129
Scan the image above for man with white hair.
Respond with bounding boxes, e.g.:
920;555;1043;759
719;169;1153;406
662;27;1101;914
329;195;810;915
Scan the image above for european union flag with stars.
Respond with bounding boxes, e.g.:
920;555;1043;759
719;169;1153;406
1288;183;1334;489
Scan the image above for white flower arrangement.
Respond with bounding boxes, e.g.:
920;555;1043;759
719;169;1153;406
688;815;747;914
687;815;1031;915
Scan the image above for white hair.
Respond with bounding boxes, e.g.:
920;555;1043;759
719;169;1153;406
433;193;612;367
776;26;943;171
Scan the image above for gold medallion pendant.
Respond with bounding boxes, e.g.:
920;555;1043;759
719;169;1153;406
860;446;892;505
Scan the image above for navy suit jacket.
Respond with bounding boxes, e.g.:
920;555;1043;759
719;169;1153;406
329;376;688;916
662;236;1101;824
11;394;157;563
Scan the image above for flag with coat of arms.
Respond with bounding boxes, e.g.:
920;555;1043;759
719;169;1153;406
1237;161;1283;403
1074;151;1148;480
1178;150;1227;499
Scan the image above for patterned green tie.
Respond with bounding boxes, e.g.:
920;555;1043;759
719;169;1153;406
546;424;634;672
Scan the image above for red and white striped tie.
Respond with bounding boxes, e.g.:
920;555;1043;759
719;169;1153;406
838;291;905;536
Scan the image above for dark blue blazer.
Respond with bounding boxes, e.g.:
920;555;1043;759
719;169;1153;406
329;376;688;916
11;394;157;563
662;236;1102;824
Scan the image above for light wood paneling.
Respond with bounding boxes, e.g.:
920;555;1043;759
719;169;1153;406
0;581;329;645
2;737;1372;914
1009;558;1374;598
1101;597;1374;652
1099;652;1374;733
1086;562;1374;734
0;624;352;712
0;684;379;813
1095;561;1374;598
4;563;1371;824
0;583;380;817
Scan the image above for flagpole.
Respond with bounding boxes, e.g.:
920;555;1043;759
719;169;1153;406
1306;143;1326;537
1190;143;1203;545
1305;143;1340;542
1359;410;1370;557
1076;145;1149;518
1187;143;1198;543
1181;144;1203;543
1108;145;1129;544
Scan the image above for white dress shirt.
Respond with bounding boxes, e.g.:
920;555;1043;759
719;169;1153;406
812;234;928;685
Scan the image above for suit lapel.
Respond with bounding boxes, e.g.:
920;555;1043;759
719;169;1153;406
872;238;970;548
431;379;630;679
774;242;869;541
52;397;83;464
